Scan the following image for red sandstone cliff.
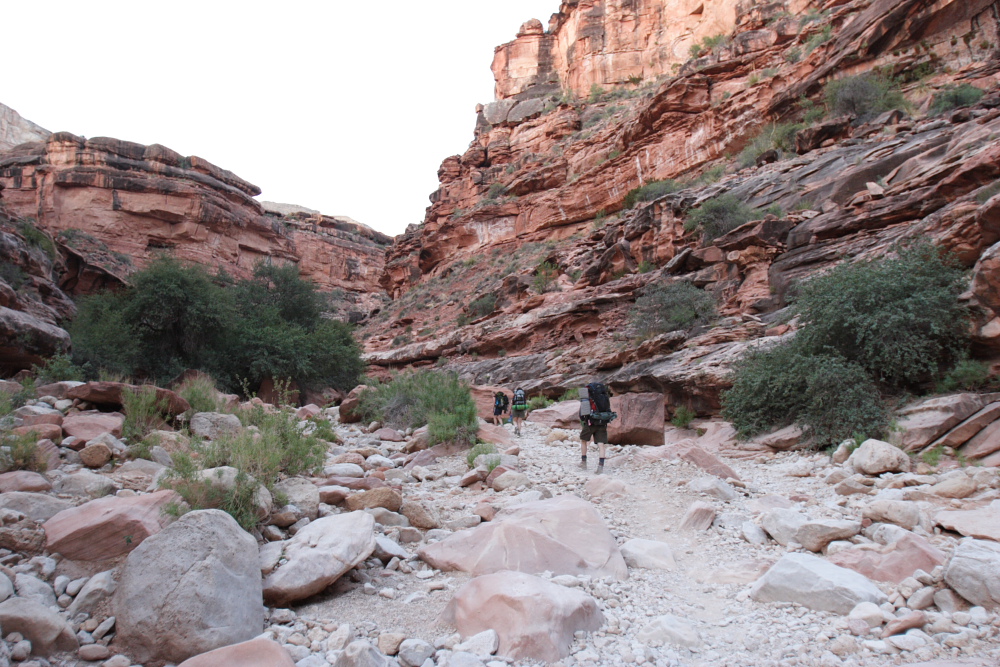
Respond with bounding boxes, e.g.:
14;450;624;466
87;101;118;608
368;0;1000;411
0;133;391;308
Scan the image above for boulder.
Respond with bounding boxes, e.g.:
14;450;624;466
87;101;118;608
678;501;716;531
50;469;116;498
469;385;515;421
936;504;1000;542
795;519;862;553
620;539;676;570
418;495;628;580
678;444;740;480
67;570;116;615
750;553;887;613
114;509;264;664
373;427;404;442
893;394;983;452
829;533;945;584
608;393;664;446
442;570;603;661
333;640;390;667
61;411;124;441
189;412;242;440
11;422;62;441
177;638;296;667
194;466;272;519
932;401;1000;449
273;477;320;521
761;509;807;546
66;381;190;415
400;500;440;529
0;597;77;656
0;491;72;522
688;476;738;500
526;400;580;429
263;511;376;606
754;424;805;451
960;419;1000;460
584;476;627;498
944;538;1000;608
847;439;911;475
344;487;402;512
44;490;179;561
862;499;921;530
477;422;514;448
0;470;51;492
930;474;977;498
338;385;367;424
80;442;112;468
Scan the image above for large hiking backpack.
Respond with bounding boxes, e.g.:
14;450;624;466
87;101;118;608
586;382;617;423
512;388;527;410
494;392;509;410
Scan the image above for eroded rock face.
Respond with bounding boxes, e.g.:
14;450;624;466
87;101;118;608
442;570;604;661
113;509;264;664
418;495;628;580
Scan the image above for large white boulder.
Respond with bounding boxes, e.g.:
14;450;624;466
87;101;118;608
0;597;77;656
263;511;376;606
442;570;603;661
750;553;888;614
113;509;264;664
847;439;911;475
620;539;676;570
636;615;701;648
944;538;1000;609
418;495;628;580
189;411;243;440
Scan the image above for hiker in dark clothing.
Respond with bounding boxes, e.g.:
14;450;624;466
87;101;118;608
492;391;509;426
579;381;617;474
511;387;528;435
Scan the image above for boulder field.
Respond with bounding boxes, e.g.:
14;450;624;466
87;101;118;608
0;384;998;666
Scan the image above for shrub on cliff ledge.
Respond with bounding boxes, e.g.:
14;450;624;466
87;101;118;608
71;257;363;394
629;281;716;339
685;195;761;240
930;84;984;114
824;72;906;122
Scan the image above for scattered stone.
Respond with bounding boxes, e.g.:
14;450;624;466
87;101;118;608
944;538;1000;609
0;597;78;656
189;411;242;440
620;538;676;570
847;439;911;475
177;637;296;667
678;501;716;531
750;553;888;613
345;487;403;512
636;614;701;648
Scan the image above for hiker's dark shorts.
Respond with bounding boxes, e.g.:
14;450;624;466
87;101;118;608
512;408;527;419
580;422;608;444
493;407;506;416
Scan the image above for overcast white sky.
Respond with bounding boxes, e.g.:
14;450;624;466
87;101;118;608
3;1;556;236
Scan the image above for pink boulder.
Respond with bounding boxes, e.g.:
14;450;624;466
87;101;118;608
608;393;665;446
338;385;367;423
418;495;628;580
44;490;180;561
829;533;946;584
177;638;295;667
66;381;190;415
295;404;322;420
0;471;51;493
527;401;580;429
61;412;124;442
443;571;603;661
477;423;513;448
11;423;62;442
373;427;404;442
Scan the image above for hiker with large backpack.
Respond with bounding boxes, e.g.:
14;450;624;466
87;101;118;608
579;381;617;474
511;387;528;436
492;390;510;426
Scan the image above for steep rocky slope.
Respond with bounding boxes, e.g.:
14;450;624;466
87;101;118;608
367;0;1000;414
0;102;49;152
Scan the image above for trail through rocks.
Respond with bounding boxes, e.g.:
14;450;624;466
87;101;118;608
291;419;1000;667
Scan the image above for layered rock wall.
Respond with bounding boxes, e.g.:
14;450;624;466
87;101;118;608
0;134;391;302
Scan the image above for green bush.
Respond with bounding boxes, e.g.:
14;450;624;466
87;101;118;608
466;442;498;468
794;243;968;388
533;261;559;293
71;257;363;394
527;395;553;411
176;374;225;415
629;281;716;339
17;219;56;259
824;72;906;122
685;195;760;239
486;183;508;199
32;354;85;385
624;180;682;209
804;25;833;55
930;84;984;114
0;432;45;473
358;370;479;447
202;409;325;480
721;341;889;446
122;385;170;444
0;261;27;290
671;406;696;429
936;358;993;393
468;294;497;319
737;123;804;168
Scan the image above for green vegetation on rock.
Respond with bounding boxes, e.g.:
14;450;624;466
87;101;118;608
930;84;984;114
823;72;906;122
629;281;716;339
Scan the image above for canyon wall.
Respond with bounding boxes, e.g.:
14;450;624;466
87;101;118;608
0;133;391;307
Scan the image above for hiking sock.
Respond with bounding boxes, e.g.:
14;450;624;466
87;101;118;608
598;457;605;466
579;455;587;470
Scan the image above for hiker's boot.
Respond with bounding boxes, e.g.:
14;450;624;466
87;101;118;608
595;464;604;475
578;459;588;470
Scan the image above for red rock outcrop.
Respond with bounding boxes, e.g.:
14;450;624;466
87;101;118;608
0;133;391;306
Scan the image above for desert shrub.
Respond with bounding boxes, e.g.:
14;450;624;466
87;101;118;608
202;410;324;480
527;395;554;411
624;180;682;209
685;195;760;239
176;375;225;415
671;406;696;429
804;25;833;55
161;455;264;530
122;385;170;443
824;72;906;122
936;358;993;393
930;84;984;114
0;261;27;290
629;281;716;339
0;432;45;472
71;257;363;394
722;341;889;446
466;442;498;468
2;379;36;416
794;243;968;388
32;354;85;385
486;183;508;199
468;294;497;319
737;123;804;168
533;261;559;293
17;219;56;259
690;34;729;58
358;370;479;446
308;417;339;443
